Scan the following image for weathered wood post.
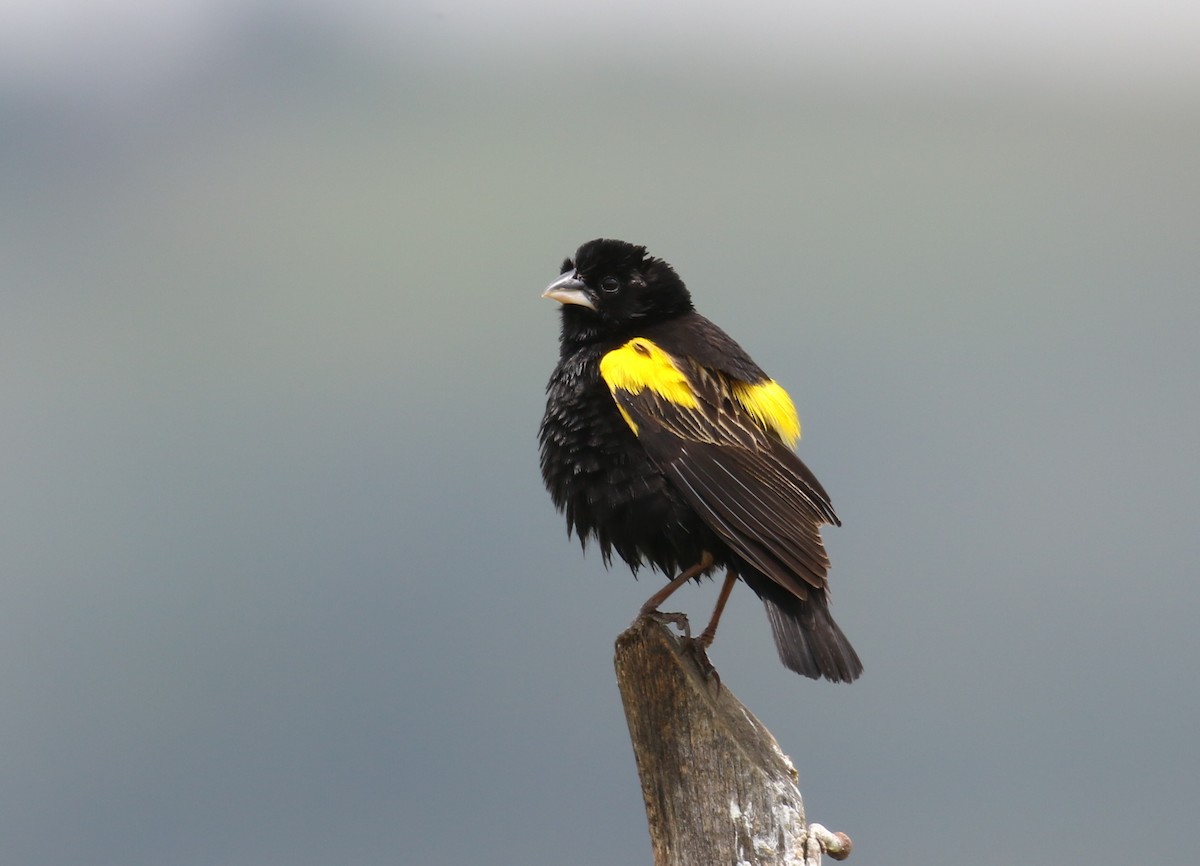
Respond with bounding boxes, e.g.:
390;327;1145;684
614;616;852;866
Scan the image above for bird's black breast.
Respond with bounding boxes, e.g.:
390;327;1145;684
539;345;718;576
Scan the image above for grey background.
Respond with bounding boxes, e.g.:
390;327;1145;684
3;2;1198;864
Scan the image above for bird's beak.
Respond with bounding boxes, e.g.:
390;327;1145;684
542;270;595;310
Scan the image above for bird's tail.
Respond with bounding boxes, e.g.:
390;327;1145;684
761;590;863;683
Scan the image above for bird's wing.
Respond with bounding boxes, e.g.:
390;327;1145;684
599;335;839;600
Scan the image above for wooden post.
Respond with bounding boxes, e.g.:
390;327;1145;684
614;616;852;866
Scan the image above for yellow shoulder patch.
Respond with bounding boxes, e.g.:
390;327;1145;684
600;338;801;447
731;379;802;447
600;338;698;435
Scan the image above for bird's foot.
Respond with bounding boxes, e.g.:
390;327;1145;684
637;608;692;639
680;635;720;685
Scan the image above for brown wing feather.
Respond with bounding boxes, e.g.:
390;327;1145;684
610;360;838;600
666;448;823;598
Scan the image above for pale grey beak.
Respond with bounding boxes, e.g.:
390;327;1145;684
541;270;595;310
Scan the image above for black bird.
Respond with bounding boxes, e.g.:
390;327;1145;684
538;238;862;682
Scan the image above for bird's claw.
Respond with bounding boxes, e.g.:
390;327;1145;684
638;609;692;639
681;636;720;684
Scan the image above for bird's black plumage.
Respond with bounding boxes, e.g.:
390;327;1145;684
539;238;861;682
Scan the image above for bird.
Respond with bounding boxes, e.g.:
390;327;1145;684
538;238;862;682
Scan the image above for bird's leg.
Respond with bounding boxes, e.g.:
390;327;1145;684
677;569;738;683
697;569;738;649
637;551;715;619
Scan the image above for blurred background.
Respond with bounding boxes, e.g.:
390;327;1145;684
2;1;1198;864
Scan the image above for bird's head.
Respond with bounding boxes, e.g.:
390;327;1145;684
543;239;693;343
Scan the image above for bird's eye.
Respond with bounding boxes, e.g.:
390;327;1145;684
600;276;620;293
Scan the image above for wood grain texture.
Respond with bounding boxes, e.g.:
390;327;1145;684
615;617;835;866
